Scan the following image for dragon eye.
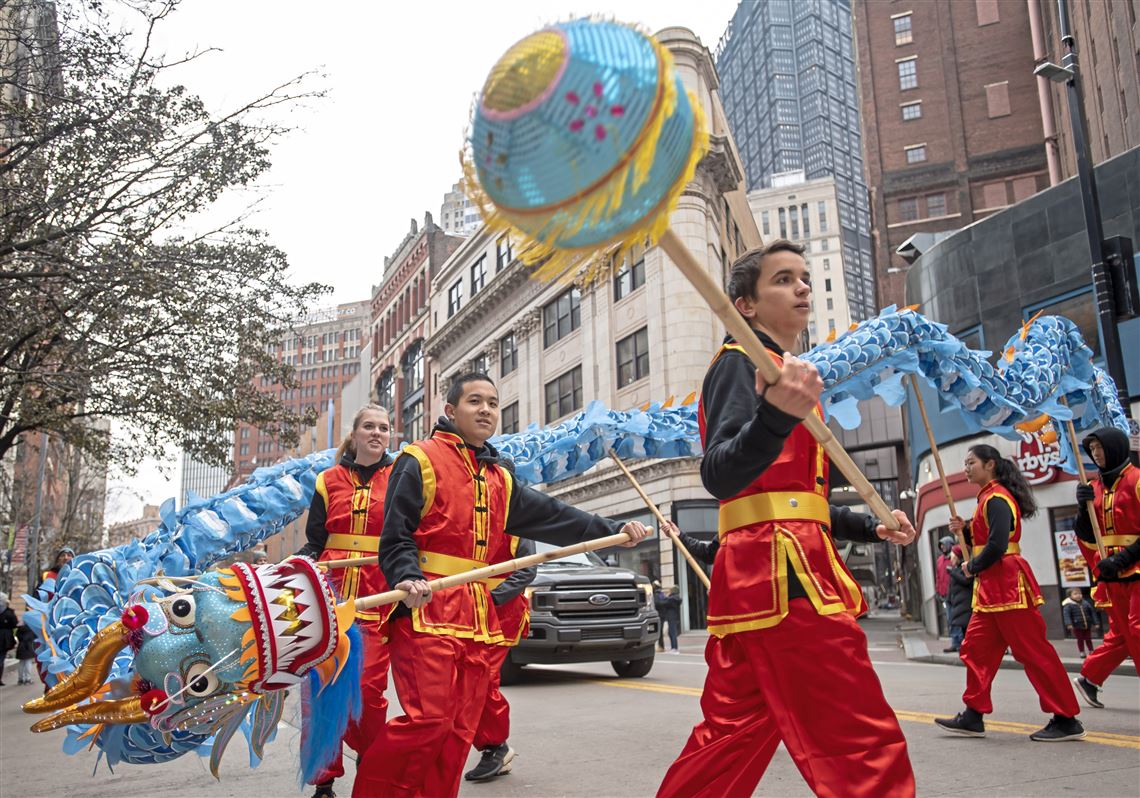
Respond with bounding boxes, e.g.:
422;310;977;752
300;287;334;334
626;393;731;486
164;594;196;628
183;661;220;698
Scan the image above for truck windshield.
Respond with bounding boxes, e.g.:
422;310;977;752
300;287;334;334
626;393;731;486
534;541;607;567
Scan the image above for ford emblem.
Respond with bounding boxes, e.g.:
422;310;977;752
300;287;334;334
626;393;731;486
588;593;612;606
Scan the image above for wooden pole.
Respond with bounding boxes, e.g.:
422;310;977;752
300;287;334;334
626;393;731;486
354;531;638;611
318;556;379;569
607;448;711;590
1061;416;1107;559
908;375;970;559
657;229;899;530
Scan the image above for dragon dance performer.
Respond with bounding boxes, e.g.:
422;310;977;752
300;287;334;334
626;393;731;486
936;444;1084;741
658;241;918;798
463;536;536;783
356;373;650;798
1071;427;1140;708
296;403;396;798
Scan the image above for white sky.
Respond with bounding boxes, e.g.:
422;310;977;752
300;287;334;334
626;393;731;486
105;0;741;523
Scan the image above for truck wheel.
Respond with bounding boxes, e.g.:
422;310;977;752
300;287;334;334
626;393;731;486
500;655;526;686
611;654;654;678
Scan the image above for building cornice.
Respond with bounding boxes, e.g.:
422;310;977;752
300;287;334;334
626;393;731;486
544;457;702;505
425;261;531;364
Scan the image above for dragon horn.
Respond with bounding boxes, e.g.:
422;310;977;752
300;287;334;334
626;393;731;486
23;620;129;714
30;696;147;732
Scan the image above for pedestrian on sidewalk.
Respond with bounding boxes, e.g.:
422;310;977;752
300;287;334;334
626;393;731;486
0;593;16;686
658;243;918;798
1062;588;1098;658
662;586;683;654
935;445;1084;742
653;581;667;651
945;545;973;654
16;617;37;685
936;535;954;633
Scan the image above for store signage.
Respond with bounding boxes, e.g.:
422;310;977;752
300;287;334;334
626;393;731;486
1015;437;1061;485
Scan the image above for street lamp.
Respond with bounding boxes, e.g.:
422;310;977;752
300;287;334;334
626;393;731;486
1035;0;1134;418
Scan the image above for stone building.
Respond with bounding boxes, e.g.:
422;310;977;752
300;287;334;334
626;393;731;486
105;504;162;550
425;27;761;631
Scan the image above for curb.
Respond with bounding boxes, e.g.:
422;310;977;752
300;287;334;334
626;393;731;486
901;634;1137;677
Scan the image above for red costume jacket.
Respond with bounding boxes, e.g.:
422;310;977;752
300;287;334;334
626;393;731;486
1090;463;1140;580
967;481;1043;612
700;342;868;637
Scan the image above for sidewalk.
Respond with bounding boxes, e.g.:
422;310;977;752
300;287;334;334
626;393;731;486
898;623;1137;678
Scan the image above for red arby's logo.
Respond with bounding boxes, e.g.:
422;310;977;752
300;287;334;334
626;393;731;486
1016;437;1061;485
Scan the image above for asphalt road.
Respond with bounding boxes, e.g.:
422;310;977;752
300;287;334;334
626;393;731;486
3;618;1137;797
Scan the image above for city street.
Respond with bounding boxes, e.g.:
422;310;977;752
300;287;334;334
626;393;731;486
3;618;1136;798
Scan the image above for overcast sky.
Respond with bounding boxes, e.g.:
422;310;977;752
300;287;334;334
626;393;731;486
106;0;742;523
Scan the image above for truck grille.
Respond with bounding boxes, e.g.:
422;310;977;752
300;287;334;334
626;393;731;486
547;582;641;621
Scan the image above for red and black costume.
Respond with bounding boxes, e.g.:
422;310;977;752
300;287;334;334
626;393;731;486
657;333;915;798
1075;427;1140;677
354;419;623;798
296;452;395;786
958;481;1079;717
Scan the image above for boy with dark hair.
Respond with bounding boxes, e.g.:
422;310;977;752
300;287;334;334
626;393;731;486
658;242;918;798
356;373;650;798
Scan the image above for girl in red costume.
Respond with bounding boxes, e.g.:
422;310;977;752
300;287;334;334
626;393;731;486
935;444;1084;741
297;403;395;798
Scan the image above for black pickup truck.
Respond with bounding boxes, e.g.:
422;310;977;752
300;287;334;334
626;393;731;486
501;543;660;684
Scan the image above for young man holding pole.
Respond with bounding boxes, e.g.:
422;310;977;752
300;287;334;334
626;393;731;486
658;241;919;798
356;373;649;798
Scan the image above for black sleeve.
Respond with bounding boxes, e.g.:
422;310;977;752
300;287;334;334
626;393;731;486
678;531;719;565
379;454;428;587
504;483;622;545
828;504;881;543
295;489;329;558
1073;508;1094;543
1117;538;1140;567
699;352;802;500
948;566;973;587
967;498;1012;574
490;537;538;605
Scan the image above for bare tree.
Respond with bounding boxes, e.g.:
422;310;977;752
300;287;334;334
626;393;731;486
1;0;329;474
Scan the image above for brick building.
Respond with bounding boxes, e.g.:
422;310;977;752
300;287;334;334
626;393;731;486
854;0;1050;308
233;300;369;480
105;503;162;549
369;214;463;447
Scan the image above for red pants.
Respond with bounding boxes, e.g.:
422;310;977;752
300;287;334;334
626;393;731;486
472;645;511;750
1081;621;1129;686
309;624;390;783
1072;627;1094;654
960;607;1079;716
1103;581;1140;675
657;600;914;798
353;619;495;798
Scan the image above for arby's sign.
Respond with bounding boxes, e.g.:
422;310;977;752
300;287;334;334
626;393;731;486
1015;437;1062;485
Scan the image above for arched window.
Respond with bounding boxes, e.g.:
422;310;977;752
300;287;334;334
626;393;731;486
375;367;396;412
401;340;425;442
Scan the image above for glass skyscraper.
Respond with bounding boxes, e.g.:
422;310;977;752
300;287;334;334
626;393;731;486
716;0;876;320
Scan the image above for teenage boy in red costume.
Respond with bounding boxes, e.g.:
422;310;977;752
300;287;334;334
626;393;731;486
657;241;919;798
355;373;650;798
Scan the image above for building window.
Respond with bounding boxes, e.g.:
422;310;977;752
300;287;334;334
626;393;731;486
824;278;832;292
801;203;810;237
402;340;424;394
905;144;927;164
901;101;922;121
985;81;1011;118
926;193;947;217
500;332;517;376
447;279;462;317
817;201;828;232
899;197;919;222
616;327;650;387
826;297;834;311
496;236;513;271
545;366;583;422
976;0;1000;26
823;258;831;271
471;255;487;295
613;244;646;301
789;206;800;238
376;367;395;411
543;287;581;348
897;57;917;90
893;13;913;46
761;210;770;235
982;181;1007;209
402;398;424;443
778;207;787;238
472;353;489;376
501;402;519;435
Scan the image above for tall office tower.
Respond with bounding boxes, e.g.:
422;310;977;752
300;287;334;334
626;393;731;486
716;0;876;321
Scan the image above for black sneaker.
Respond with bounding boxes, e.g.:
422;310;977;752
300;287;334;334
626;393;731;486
464;743;515;782
934;708;985;737
311;780;336;798
1029;714;1086;742
1074;676;1104;709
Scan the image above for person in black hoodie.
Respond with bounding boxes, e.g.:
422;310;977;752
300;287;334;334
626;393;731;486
1071;426;1140;710
945;545;973;654
16;616;38;684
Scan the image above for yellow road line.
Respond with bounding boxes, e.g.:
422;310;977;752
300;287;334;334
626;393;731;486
591;680;1140;750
